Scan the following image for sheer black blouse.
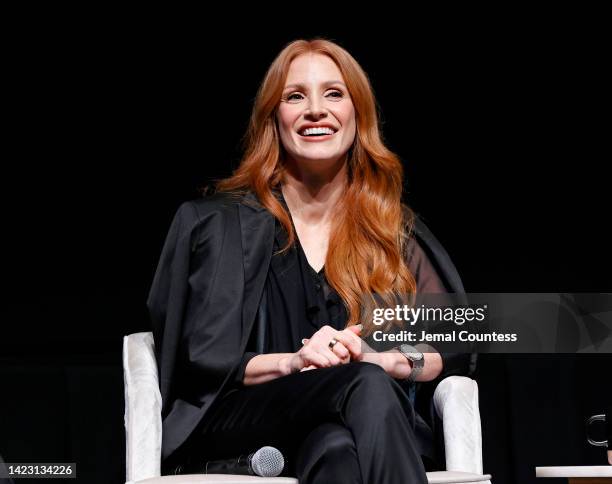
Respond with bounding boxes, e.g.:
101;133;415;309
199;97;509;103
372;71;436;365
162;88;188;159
235;192;445;385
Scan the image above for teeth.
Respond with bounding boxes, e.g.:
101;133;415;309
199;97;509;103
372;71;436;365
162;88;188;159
300;127;335;136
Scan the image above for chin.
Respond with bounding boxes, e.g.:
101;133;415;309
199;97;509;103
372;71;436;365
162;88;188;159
297;154;345;166
296;148;349;163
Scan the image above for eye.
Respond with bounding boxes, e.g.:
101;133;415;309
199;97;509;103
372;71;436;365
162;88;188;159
326;90;344;99
284;92;304;103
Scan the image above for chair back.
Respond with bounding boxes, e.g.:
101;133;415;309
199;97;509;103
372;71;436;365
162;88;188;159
123;332;163;482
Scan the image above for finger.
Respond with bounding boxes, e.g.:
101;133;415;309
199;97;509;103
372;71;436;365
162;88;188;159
336;349;351;364
302;348;332;368
310;324;345;343
334;331;362;360
320;347;342;366
345;324;363;343
324;333;355;359
309;344;341;367
308;328;357;362
330;341;350;360
304;336;346;360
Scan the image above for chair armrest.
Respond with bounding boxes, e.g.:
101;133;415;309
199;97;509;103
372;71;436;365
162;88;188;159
124;332;163;482
433;376;484;475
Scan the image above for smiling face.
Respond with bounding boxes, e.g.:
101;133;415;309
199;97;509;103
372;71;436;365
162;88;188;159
277;53;357;169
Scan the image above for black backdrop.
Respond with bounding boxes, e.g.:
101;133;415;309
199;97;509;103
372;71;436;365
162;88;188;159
2;15;611;484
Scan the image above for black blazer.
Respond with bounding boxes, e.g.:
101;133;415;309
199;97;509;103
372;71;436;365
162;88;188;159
147;190;471;465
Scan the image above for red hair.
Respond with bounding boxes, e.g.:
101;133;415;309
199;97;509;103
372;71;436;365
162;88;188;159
217;38;416;332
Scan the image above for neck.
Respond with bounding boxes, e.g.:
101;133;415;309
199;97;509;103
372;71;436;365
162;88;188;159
281;156;348;225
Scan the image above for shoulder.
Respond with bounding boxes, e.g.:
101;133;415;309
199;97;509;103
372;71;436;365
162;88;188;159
172;191;249;226
166;191;248;248
401;204;445;259
404;210;465;294
183;191;245;218
400;203;437;246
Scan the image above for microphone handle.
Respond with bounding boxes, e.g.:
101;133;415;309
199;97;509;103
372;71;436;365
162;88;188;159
204;452;254;475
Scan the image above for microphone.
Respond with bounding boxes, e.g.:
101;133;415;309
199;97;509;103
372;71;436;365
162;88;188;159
176;446;285;477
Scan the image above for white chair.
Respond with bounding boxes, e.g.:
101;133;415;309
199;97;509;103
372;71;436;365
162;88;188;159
124;332;492;484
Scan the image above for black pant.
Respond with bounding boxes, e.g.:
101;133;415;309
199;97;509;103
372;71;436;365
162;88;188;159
181;361;427;484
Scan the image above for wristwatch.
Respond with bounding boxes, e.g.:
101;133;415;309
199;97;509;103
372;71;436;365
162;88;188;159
396;344;424;382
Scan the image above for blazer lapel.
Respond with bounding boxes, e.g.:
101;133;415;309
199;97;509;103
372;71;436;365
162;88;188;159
238;192;275;350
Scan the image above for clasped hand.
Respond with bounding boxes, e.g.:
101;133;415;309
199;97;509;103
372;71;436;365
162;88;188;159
289;324;363;373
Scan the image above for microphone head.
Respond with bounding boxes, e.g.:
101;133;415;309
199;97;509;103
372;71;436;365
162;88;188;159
250;446;284;477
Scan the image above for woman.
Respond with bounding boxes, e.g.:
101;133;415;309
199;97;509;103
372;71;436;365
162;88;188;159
148;38;468;483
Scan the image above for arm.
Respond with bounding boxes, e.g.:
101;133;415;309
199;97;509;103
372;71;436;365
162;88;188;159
360;230;456;381
148;198;254;412
242;353;294;386
362;345;443;381
242;335;444;384
243;324;363;385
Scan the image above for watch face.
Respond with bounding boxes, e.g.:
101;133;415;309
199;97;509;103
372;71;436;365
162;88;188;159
400;344;423;361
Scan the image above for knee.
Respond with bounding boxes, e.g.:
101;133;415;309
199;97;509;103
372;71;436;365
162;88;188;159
349;362;399;395
296;423;360;483
343;362;410;413
350;361;389;378
316;424;356;458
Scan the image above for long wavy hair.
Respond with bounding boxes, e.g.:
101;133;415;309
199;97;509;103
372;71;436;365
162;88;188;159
216;38;416;332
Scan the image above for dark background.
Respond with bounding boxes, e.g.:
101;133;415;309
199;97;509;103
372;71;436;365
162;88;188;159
2;14;610;484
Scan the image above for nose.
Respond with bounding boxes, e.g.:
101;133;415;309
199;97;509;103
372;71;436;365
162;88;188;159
305;96;328;120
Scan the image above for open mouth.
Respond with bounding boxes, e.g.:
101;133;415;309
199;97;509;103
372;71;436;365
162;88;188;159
298;126;338;138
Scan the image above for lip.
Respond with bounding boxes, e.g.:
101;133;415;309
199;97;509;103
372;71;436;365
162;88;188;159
297;124;339;142
298;131;336;142
297;123;338;133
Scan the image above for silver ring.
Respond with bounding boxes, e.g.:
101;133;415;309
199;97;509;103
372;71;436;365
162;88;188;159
328;337;339;349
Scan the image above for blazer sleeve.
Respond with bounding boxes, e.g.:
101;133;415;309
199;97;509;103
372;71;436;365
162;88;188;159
146;200;245;419
406;221;473;380
147;201;202;415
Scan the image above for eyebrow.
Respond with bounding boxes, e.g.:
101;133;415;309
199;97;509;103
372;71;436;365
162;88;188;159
283;80;347;91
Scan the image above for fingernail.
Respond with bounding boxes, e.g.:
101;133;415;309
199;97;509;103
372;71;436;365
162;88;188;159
301;338;308;345
355;324;363;331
